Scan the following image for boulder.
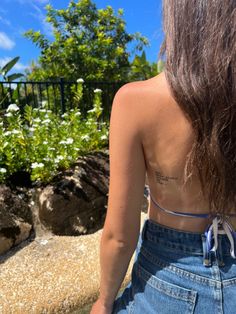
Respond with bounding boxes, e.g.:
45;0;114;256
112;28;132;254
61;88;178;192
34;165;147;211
36;150;110;236
0;149;150;254
0;212;148;313
36;150;149;236
0;185;33;256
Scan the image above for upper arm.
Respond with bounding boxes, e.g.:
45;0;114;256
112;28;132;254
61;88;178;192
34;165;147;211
102;83;147;249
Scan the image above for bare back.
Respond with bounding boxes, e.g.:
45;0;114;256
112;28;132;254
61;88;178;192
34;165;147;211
138;72;236;232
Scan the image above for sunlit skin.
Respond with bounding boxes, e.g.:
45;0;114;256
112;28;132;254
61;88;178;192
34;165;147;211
90;71;236;313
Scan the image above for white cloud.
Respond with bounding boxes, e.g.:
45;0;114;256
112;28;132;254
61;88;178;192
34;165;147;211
0;16;11;26
14;62;28;71
17;0;49;4
36;0;49;3
30;3;53;37
0;32;15;50
0;57;28;71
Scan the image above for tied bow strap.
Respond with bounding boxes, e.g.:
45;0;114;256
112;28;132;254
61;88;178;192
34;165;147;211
204;216;236;263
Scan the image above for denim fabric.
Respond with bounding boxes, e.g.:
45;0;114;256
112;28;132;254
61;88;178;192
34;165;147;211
111;218;236;314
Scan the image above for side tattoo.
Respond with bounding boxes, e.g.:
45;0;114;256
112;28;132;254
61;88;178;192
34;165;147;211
155;171;178;185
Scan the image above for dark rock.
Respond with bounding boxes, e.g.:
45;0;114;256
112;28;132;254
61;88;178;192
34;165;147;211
36;150;110;236
0;149;150;255
0;185;33;256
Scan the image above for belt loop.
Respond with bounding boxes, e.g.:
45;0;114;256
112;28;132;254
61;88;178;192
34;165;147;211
217;235;225;267
141;218;148;241
201;234;212;267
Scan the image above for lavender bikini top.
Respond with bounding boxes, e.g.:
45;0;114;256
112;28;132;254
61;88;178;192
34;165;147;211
149;192;236;263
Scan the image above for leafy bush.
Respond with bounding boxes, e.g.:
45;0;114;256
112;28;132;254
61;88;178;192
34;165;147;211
0;89;109;184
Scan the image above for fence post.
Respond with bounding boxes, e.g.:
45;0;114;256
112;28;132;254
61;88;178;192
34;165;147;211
59;77;65;114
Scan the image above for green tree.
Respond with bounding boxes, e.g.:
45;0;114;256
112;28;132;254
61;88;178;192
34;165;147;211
24;0;149;82
128;51;160;81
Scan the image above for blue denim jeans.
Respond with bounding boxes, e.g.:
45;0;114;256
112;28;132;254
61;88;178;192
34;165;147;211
111;218;236;313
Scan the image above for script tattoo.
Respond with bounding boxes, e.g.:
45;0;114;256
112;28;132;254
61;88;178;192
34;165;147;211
155;171;178;185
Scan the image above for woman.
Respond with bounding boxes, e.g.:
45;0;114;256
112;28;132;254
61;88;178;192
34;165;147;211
91;0;236;313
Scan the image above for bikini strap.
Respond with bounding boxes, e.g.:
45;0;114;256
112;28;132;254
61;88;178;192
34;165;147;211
149;192;236;265
149;193;211;218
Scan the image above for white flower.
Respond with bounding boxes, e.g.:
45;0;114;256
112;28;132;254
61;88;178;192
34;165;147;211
61;113;68;118
33;118;41;123
59;138;74;145
43;141;48;145
48;147;56;151
59;140;66;145
0;168;7;173
81;135;90;141
75;148;80;151
29;127;35;132
4;112;13;117
43;157;50;161
66;138;74;144
100;135;107;140
7;104;19;112
87;108;96;114
77;78;84;83
42;119;51;125
61;121;67;126
41;100;47;108
11;129;21;135
75;112;81;116
55;155;64;163
31;162;44;169
4;131;12;136
94;88;102;93
39;109;47;113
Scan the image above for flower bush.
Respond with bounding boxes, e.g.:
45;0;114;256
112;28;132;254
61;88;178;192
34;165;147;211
0;88;109;184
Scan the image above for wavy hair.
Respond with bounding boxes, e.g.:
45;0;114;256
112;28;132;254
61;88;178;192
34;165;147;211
158;0;236;214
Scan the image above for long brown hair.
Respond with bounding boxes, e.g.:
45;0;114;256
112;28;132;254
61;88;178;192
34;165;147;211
158;0;236;214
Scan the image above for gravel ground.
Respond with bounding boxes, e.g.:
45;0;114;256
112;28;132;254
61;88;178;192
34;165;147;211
0;213;147;314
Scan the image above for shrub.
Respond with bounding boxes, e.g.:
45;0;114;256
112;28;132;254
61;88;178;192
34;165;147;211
0;89;109;184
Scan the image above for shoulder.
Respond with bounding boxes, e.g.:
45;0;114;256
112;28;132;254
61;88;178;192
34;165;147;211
111;72;168;125
113;72;167;105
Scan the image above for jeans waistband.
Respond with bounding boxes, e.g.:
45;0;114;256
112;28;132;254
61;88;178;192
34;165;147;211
141;218;234;258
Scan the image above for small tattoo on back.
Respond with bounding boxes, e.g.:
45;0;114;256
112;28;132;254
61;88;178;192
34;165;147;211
155;171;178;185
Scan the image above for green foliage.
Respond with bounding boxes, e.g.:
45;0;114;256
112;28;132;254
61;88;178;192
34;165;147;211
70;78;84;109
128;51;161;80
24;0;149;82
0;56;24;82
0;90;109;184
0;56;25;108
157;60;165;73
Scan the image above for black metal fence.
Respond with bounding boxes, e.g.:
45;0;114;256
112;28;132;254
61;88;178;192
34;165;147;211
0;78;127;121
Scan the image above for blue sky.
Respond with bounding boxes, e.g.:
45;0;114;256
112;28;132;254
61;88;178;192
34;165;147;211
0;0;164;74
